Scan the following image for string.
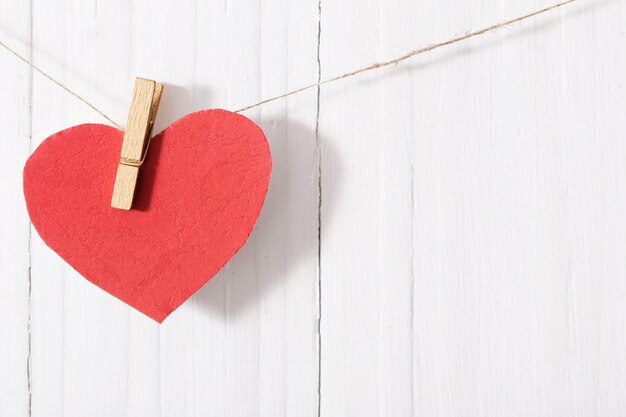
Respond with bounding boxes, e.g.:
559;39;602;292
0;39;122;128
0;0;575;127
234;0;576;112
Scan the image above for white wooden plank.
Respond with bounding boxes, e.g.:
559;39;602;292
148;0;321;415
0;2;32;416
320;0;626;416
29;0;320;416
29;1;133;416
319;1;416;415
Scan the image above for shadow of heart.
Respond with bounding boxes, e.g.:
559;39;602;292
187;117;340;319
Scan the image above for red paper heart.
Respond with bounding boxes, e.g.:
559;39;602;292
23;110;271;322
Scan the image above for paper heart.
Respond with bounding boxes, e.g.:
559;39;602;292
23;110;271;322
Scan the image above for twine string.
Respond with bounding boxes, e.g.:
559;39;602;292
0;0;575;127
235;0;576;112
0;38;122;128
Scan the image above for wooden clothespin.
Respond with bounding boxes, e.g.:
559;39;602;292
111;78;163;210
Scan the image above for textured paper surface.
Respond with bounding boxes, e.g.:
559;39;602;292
23;109;272;322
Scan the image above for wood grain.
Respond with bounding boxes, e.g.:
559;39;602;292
111;78;162;210
319;0;626;416
2;0;626;416
0;1;31;416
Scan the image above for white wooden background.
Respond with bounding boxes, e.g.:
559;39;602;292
2;0;626;415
